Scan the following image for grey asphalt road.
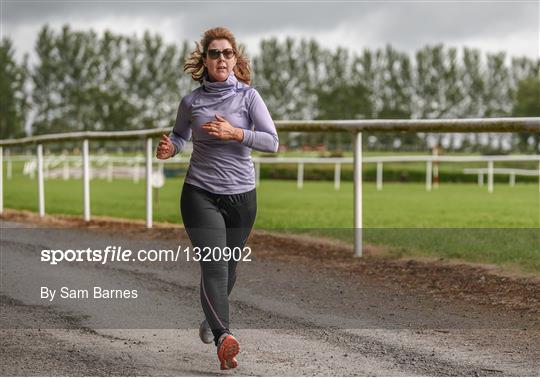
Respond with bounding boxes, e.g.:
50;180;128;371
1;220;538;376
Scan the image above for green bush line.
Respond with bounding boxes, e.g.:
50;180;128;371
259;165;538;183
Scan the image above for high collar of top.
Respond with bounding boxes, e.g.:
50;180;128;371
202;70;239;93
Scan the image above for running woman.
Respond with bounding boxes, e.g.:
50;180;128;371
155;26;279;370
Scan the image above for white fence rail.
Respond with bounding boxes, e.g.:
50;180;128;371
463;168;539;187
7;154;539;193
1;117;539;257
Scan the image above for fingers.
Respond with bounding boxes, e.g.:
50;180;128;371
202;123;220;135
156;147;169;157
156;135;173;159
156;150;171;159
201;126;216;133
202;121;218;128
157;135;171;145
157;145;171;153
158;134;172;146
202;119;233;140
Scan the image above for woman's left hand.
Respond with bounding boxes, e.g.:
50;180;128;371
202;114;244;142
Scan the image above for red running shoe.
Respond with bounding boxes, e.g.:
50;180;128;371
217;333;240;370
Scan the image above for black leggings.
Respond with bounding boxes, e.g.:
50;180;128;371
180;182;257;345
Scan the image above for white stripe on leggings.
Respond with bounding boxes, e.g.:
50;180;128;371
201;273;227;330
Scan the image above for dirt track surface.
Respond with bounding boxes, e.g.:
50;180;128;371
1;210;539;376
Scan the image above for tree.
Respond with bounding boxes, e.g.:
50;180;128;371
15;26;540;153
512;76;540;152
32;25;62;135
0;37;29;139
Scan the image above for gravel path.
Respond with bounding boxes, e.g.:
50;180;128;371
1;215;538;376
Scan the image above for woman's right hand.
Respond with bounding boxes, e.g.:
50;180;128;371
156;134;175;159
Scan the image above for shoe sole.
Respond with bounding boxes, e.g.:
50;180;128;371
217;335;240;370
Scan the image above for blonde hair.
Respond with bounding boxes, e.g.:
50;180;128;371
184;26;251;85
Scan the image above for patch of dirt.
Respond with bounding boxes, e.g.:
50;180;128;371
0;295;144;376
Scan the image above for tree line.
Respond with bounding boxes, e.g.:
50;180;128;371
1;24;539;152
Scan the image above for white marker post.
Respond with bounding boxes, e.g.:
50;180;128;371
146;138;153;229
334;162;341;190
426;161;433;192
376;161;383;191
83;139;90;221
354;132;363;257
487;160;494;193
297;162;304;189
37;144;45;217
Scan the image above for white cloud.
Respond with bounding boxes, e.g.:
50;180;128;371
2;1;538;64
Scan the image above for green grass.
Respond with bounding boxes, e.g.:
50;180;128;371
3;169;539;273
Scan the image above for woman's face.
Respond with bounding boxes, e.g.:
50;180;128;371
203;39;237;82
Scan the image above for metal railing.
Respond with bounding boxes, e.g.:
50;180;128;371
8;154;539;191
463;168;539;187
251;155;540;191
1;117;539;257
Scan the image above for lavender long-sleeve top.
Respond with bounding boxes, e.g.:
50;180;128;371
169;70;279;194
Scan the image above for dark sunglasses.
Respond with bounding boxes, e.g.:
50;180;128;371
206;48;235;60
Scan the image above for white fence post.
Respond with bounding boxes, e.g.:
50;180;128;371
146;138;153;229
354;132;363;257
334;162;341;190
488;160;494;193
509;171;515;187
83;139;90;221
37;144;45;217
297;162;304;189
478;172;484;186
426;161;432;192
376;161;383;191
0;147;3;214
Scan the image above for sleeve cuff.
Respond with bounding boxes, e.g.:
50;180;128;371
169;132;184;156
240;128;254;147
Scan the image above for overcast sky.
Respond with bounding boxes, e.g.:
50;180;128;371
2;0;539;64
